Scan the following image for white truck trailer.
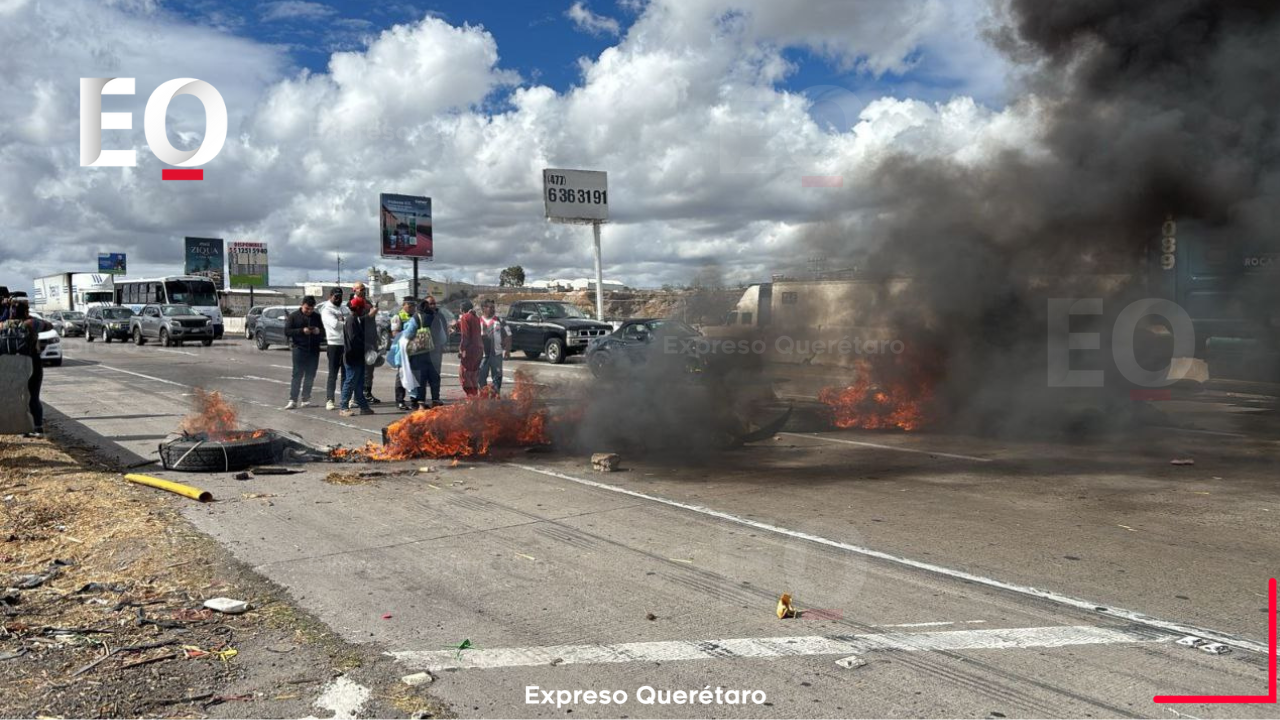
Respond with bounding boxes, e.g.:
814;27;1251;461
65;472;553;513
32;273;115;313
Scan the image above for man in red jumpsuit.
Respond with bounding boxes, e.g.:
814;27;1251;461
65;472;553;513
456;300;484;396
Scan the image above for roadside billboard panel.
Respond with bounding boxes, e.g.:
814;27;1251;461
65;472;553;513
98;253;127;275
184;237;225;289
543;169;608;222
228;241;269;287
380;194;433;260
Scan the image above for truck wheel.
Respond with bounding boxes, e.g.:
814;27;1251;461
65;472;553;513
523;350;540;360
159;329;171;347
133;328;146;346
255;331;269;351
544;337;566;364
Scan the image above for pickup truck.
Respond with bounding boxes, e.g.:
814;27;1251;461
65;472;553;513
505;301;612;364
130;303;214;347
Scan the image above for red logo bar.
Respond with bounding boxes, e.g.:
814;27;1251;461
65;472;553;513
1154;577;1276;704
162;169;204;181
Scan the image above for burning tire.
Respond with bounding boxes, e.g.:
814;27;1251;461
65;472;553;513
159;432;281;472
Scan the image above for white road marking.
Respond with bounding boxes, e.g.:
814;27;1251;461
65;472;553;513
510;463;1268;655
311;676;370;719
99;365;186;388
880;620;988;628
155;348;198;357
780;432;993;462
95;365;380;437
244;375;290;386
391;625;1164;672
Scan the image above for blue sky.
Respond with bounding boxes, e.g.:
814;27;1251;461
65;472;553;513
162;0;1000;126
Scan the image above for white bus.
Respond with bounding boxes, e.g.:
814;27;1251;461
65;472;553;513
115;275;225;339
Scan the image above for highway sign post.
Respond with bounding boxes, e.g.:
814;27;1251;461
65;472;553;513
543;169;608;319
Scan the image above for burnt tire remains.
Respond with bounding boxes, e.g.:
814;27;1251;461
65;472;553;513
160;434;281;472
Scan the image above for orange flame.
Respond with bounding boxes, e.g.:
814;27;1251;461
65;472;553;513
180;389;241;439
818;356;937;432
336;372;551;460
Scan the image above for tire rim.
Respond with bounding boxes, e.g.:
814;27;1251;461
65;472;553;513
548;344;560;362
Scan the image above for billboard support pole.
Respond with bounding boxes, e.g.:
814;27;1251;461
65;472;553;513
249;285;254;311
593;221;604;321
413;258;420;300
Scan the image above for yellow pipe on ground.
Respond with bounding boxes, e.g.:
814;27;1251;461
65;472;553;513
125;473;213;502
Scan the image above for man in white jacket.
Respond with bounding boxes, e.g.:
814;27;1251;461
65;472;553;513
319;287;347;411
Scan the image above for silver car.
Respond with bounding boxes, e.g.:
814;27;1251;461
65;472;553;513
130;304;214;347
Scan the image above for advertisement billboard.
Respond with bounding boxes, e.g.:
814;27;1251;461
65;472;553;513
228;241;269;287
380;194;433;260
98;252;127;275
543;169;608;222
184;237;225;289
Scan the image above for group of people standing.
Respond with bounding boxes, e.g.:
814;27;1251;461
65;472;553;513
279;283;511;418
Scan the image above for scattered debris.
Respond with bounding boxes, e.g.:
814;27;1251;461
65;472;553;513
402;672;435;686
76;581;128;594
0;648;28;661
1170;458;1196;466
252;466;300;475
203;597;251;614
549;657;564;666
382;613;394;620
233;471;252;480
591;453;621;472
835;654;867;669
777;593;797;619
324;470;387;486
241;492;281;500
1176;635;1204;648
418;466;436;473
313;676;371;720
11;568;59;589
645;612;658;621
1200;643;1230;655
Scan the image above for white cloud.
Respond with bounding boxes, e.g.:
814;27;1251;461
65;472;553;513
566;1;621;37
0;0;1029;292
260;1;335;23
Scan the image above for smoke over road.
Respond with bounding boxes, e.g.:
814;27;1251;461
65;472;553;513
803;0;1280;435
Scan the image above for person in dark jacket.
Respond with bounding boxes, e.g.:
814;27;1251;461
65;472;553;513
283;296;324;409
339;297;374;416
6;302;51;437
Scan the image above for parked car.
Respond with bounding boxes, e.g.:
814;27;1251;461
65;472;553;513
585;318;702;378
244;306;266;339
505;301;612;364
27;312;62;366
85;306;135;343
253;306;291;350
47;310;87;338
130;304;214;347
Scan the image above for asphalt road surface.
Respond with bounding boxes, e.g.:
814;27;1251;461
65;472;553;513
37;337;1280;718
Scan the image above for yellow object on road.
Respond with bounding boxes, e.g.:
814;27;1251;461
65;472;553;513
124;474;213;502
777;593;796;619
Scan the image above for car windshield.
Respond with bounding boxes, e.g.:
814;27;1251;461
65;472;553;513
162;305;195;316
539;303;587;319
164;279;218;307
103;308;133;319
650;320;698;336
64;312;85;320
84;292;114;303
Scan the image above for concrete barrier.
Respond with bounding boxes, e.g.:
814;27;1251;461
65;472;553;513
224;317;246;335
0;355;34;434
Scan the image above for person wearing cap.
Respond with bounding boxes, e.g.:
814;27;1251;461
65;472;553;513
457;299;484;396
319;287;346;411
340;296;374;416
283;295;324;410
351;281;382;405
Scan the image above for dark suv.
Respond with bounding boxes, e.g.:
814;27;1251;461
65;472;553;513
505;301;612;364
86;306;135;343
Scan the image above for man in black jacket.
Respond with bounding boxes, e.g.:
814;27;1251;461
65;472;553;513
283;296;324;410
340;297;374;416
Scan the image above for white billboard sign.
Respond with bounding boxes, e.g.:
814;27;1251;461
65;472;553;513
543;169;608;223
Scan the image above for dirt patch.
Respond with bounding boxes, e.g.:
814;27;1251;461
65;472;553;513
0;435;451;719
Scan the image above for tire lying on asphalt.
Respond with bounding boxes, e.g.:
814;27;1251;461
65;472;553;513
159;434;281;472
